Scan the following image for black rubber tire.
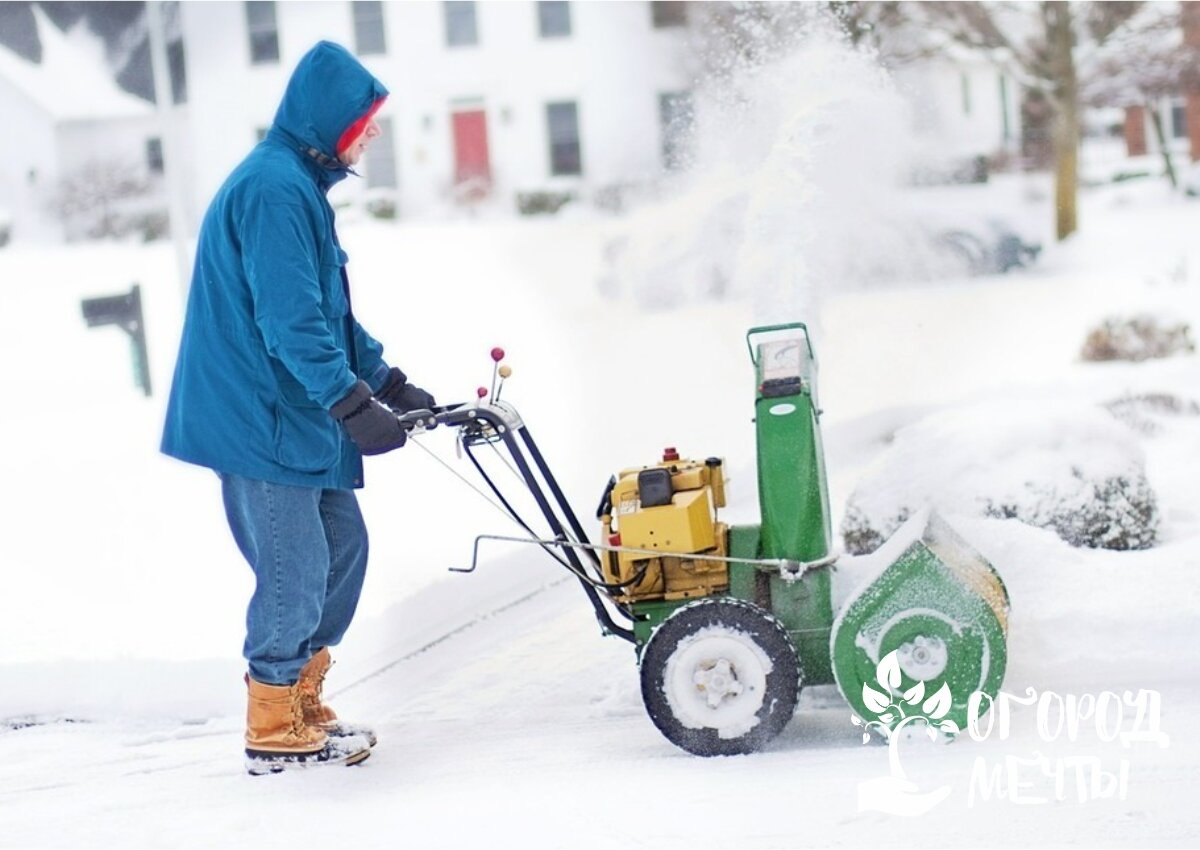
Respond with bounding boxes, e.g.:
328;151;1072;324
640;598;800;756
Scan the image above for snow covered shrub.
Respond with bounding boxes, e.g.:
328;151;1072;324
54;159;153;241
365;194;397;220
1105;393;1200;435
516;191;575;216
841;401;1159;554
1081;314;1195;362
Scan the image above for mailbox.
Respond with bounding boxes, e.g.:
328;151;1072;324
81;284;152;397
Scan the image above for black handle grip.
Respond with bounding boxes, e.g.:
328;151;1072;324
397;408;438;432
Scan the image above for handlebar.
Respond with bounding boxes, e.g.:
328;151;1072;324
394;400;523;440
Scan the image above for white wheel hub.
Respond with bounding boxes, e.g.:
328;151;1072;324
897;635;948;681
662;626;773;739
693;658;744;707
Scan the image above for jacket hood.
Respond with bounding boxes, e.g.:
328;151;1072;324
271;41;388;160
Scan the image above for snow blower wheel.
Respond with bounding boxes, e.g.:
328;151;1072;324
640;598;800;757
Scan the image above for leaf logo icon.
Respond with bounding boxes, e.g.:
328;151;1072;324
876;650;902;690
922;682;953;720
902;681;925;705
863;682;890;714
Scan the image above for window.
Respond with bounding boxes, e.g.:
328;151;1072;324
367;117;398;188
998;73;1010;142
245;1;279;64
546;101;581;176
538;1;571;38
353;1;387;55
659;91;693;170
444;1;478;47
146;138;164;173
167;39;188;104
1172;102;1188;139
163;1;187;104
651;1;687;28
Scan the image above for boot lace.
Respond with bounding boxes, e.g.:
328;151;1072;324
288;684;312;739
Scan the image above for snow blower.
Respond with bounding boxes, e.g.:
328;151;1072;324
409;323;1009;756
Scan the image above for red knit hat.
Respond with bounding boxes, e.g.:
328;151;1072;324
336;95;387;155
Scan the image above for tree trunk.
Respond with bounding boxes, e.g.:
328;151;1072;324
1147;103;1179;188
1046;1;1079;241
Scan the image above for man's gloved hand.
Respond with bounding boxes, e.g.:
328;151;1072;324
330;380;407;456
375;367;436;413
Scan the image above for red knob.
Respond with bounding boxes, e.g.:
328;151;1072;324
663;446;679;462
609;533;622;547
491;347;505;362
477;387;488;398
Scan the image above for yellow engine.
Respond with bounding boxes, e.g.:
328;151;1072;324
598;449;729;604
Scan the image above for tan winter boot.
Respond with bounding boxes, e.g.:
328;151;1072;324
244;674;372;775
297;647;378;747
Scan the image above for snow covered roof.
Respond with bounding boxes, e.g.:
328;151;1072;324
0;6;151;122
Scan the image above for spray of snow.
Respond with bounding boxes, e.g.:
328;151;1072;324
602;20;923;354
698;33;910;342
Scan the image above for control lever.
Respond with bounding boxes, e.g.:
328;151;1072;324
397;408;438;435
495;364;512;403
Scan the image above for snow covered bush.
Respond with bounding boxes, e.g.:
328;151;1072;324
1081;314;1195;362
841;401;1159;554
1105;392;1200;435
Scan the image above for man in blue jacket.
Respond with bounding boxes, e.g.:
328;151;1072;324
162;41;433;775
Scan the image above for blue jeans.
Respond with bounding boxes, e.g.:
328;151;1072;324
220;473;369;685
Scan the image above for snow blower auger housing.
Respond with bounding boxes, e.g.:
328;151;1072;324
435;325;1010;757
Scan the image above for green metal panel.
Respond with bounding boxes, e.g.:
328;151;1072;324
830;512;1010;734
749;324;832;563
726;524;761;603
631;598;690;648
768;571;835;685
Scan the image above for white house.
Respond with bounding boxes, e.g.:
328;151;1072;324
892;51;1023;180
175;0;695;220
0;6;163;241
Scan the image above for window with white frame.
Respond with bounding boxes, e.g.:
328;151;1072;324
353;1;387;55
546;101;582;176
1172;100;1188;138
246;1;280;64
538;1;571;38
444;1;478;47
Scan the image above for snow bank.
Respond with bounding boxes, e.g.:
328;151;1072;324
841;400;1159;553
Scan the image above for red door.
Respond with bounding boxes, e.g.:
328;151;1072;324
451;109;492;197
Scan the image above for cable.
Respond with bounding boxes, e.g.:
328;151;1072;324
462;441;651;594
409;437;513;523
412;431;643;596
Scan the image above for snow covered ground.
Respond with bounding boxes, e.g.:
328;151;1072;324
1;170;1198;847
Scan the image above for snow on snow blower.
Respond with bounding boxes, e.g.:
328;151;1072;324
407;323;1009;756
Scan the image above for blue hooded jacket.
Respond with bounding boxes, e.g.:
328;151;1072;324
162;42;391;489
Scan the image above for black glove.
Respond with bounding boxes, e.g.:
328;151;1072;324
375;367;436;413
330;380;407;455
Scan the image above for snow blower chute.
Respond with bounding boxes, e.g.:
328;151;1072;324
418;323;1009;756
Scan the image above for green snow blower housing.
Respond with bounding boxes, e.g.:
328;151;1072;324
442;322;1009;757
600;323;1010;755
